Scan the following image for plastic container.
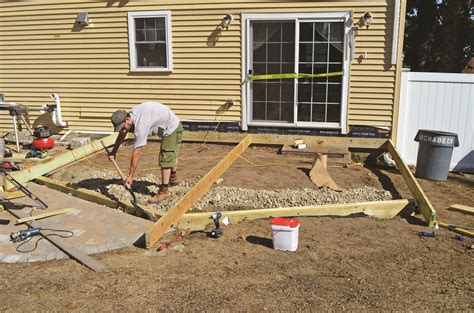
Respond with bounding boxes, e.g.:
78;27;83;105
270;217;300;251
414;129;459;181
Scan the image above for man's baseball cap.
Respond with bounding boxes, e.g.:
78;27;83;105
111;110;128;132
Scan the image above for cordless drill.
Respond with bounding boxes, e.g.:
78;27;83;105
210;212;222;238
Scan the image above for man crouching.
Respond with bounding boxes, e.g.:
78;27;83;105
109;101;183;204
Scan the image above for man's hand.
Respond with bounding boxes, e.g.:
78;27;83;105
125;175;133;189
108;153;116;161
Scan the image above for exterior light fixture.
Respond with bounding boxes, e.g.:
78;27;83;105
362;12;373;29
221;14;234;29
76;12;90;26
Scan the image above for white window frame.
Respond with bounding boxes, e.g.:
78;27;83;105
128;11;173;72
241;12;352;134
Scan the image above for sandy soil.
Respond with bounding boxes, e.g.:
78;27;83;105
1;142;473;311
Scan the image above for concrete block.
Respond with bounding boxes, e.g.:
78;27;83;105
69;137;91;150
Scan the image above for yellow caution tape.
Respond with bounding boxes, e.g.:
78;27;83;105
248;71;343;81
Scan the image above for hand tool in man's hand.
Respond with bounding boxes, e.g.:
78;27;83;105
101;142;142;211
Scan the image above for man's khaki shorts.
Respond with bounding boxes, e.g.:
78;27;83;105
159;123;183;168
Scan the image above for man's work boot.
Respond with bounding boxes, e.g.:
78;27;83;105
148;185;170;204
169;171;180;186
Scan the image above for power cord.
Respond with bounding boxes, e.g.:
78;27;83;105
15;228;74;253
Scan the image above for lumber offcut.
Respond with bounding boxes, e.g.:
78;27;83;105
16;207;73;224
448;204;474;216
387;140;436;227
175;199;410;230
145;135;253;248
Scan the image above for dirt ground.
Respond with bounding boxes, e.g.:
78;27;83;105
1;142;473;311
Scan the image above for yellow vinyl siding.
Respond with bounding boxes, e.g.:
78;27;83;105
0;0;401;133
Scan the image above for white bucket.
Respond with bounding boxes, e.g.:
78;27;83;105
270;218;300;251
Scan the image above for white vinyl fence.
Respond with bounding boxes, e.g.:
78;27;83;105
396;70;474;172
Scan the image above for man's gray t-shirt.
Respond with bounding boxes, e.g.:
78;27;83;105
130;102;180;148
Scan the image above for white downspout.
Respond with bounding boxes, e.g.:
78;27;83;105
51;93;68;127
383;152;396;166
391;0;401;65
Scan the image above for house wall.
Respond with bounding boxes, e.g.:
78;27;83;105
0;0;400;134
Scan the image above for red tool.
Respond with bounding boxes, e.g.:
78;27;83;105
1;161;20;171
28;126;54;158
32;137;54;150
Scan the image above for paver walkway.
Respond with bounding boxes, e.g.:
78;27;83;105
0;183;152;263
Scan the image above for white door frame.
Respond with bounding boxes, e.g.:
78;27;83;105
241;12;351;133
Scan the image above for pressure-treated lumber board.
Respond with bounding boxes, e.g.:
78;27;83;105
143;131;387;150
448;204;474;216
7;133;118;186
175;199;410;230
35;176;118;208
34;176;166;217
387;140;436;227
145;134;253;248
5;206;106;272
16;207;73;224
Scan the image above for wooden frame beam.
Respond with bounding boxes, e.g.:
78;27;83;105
387;139;436;227
175;199;410;230
145;135;253;248
145;131;387;150
34;176;166;218
6;133;118;187
26;133;435;234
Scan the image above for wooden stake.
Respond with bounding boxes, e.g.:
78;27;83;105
309;154;342;191
145;135;253;249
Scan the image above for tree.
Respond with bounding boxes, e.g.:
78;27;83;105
404;0;473;72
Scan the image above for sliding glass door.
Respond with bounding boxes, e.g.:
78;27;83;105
250;21;295;123
297;22;344;124
245;13;350;131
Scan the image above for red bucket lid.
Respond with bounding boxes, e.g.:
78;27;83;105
270;217;300;228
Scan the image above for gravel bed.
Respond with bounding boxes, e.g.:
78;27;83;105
69;170;393;213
